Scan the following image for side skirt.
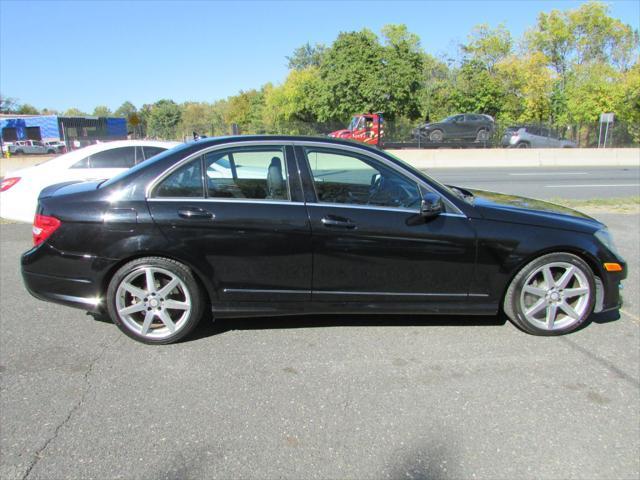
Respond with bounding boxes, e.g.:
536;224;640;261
211;300;499;319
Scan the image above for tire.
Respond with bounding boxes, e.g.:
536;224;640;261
47;149;55;154
429;129;444;143
503;252;596;336
14;149;23;155
516;142;530;149
476;129;489;142
106;257;206;344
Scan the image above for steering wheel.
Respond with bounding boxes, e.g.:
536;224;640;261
368;173;421;208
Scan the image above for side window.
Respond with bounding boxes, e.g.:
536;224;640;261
154;158;203;198
71;155;90;168
204;147;289;201
305;148;421;209
73;147;136;169
143;146;166;160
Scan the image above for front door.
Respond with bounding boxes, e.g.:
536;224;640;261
148;144;312;303
297;145;476;303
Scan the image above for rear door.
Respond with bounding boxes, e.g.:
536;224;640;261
296;144;476;303
147;143;312;302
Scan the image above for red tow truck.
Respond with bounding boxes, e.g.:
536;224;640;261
328;113;383;146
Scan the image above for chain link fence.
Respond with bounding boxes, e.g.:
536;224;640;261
219;118;639;149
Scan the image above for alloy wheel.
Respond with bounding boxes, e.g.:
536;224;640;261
115;266;192;340
519;261;591;331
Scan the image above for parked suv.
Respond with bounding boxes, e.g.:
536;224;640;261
414;114;495;143
502;125;576;148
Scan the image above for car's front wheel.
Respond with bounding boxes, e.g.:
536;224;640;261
503;252;595;335
429;129;444;142
106;257;206;344
476;129;490;142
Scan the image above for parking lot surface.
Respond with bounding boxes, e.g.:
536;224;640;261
1;212;638;480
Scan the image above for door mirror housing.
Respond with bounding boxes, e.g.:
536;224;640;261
420;192;444;218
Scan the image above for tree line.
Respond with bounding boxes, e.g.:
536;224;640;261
1;1;638;144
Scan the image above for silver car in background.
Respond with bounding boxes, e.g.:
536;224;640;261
503;125;577;148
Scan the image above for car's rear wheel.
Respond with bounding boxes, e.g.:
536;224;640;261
106;257;206;344
503;252;595;335
429;129;444;142
476;129;490;142
516;141;530;148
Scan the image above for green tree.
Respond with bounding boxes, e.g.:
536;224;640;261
92;105;112;117
418;54;452;122
114;101;137;118
565;62;621;124
179;102;216;137
63;108;87;116
381;24;424;119
17;104;39;115
147;99;181;139
226;89;266;134
526;1;639;79
287;42;327;70
497;52;554;123
461;23;513;72
448;60;506;117
263;67;323;133
0;94;18;113
615;61;640;142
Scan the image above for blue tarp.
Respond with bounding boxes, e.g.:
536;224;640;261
0;115;60;140
106;117;127;137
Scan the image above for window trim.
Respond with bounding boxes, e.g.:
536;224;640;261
144;139;465;216
148;141;293;202
294;141;464;215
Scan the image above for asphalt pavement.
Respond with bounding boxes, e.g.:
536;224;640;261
427;166;640;200
1;212;638;480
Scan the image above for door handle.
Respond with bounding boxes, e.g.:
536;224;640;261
321;216;356;229
178;208;214;220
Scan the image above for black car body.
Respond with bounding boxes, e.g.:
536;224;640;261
414;114;495;143
22;136;626;343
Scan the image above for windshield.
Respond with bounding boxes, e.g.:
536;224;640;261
100;143;189;188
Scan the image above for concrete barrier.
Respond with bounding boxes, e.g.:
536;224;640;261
1;148;638;177
387;147;640;169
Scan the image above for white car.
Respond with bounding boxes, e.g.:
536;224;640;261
0;140;178;222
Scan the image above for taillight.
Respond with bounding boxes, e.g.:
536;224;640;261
32;214;61;246
0;177;20;192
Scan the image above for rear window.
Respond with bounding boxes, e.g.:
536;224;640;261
71;147;137;169
143;146;167;160
100;142;188;189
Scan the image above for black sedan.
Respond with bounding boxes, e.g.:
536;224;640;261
22;136;626;344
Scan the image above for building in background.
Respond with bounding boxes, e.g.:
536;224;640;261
0;114;127;149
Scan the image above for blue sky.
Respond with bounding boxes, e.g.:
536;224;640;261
1;0;638;112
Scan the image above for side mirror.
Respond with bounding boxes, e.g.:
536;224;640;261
421;192;444;218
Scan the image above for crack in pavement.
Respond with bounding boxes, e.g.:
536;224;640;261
20;335;122;480
560;336;640;388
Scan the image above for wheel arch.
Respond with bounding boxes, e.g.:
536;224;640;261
499;245;604;310
100;252;216;312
